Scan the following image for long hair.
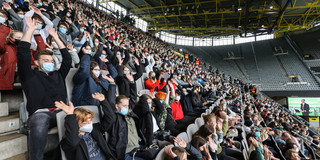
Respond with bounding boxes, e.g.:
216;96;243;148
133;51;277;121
90;61;100;83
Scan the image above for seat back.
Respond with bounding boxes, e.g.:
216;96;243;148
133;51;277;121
65;68;78;101
195;117;204;128
155;144;174;160
56;105;100;160
176;132;189;144
186;123;198;141
139;89;150;95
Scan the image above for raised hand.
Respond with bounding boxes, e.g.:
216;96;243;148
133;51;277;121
148;92;155;99
173;137;187;148
249;137;259;148
25;17;39;30
208;136;216;151
102;75;114;83
54;101;74;115
48;27;59;38
2;2;12;10
99;56;109;63
217;120;223;131
31;6;43;17
67;44;74;50
164;146;177;158
92;92;105;101
133;56;140;65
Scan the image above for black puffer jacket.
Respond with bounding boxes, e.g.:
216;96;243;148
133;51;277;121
133;95;163;146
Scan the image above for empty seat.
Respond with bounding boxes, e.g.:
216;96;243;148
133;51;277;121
186;123;198;141
155;144;174;160
65;68;78;101
195;117;204;128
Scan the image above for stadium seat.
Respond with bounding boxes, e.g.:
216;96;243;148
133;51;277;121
195;117;204;128
65;68;78;101
139;89;150;95
56;105;101;160
186;123;198;141
155;144;174;160
176;132;189;144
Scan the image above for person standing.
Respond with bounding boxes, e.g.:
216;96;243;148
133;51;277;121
301;99;310;117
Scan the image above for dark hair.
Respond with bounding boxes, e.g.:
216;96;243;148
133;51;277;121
0;9;8;18
90;61;100;83
34;50;53;60
59;22;69;29
116;95;128;105
193;124;214;139
190;136;207;151
32;14;44;23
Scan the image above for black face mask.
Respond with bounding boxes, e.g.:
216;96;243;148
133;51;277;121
152;76;156;80
14;39;21;45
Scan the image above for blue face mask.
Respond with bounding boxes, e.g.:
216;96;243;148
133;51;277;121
80;29;84;33
88;20;92;24
87;50;92;56
124;71;130;74
18;14;24;19
145;52;148;56
160;100;164;103
37;24;43;30
116;55;121;59
148;103;152;109
101;55;106;59
38;3;43;6
255;132;261;137
59;27;67;34
41;63;54;72
120;108;128;115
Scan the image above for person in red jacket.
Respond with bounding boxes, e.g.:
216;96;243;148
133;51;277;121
0;30;23;90
145;71;166;93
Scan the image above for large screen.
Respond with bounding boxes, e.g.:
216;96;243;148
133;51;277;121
288;97;320;116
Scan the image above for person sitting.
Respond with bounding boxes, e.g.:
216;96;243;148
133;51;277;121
115;56;143;97
17;17;71;160
56;93;115;160
145;71;166;93
72;46;117;106
164;137;202;160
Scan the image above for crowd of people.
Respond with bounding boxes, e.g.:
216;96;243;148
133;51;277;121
0;0;319;160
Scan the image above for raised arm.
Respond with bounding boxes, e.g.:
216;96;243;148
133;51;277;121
18;17;39;81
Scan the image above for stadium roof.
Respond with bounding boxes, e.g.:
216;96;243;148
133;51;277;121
101;0;320;37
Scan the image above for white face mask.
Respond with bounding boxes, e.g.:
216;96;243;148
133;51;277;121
92;70;100;78
0;17;6;24
219;118;224;122
175;96;181;101
79;122;93;133
295;148;299;153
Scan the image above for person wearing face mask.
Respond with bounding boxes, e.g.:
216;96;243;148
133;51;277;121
0;30;23;90
115;57;142;97
17;18;71;160
72;47;118;107
170;89;197;131
108;93;148;160
145;71;167;93
2;3;24;31
23;6;54;49
144;49;155;74
54;16;79;42
56;93;116;160
133;93;163;146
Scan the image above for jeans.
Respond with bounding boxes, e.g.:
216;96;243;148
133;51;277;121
125;153;145;160
28;112;57;160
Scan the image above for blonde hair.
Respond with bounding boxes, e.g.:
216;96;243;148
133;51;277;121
74;108;94;124
6;30;22;44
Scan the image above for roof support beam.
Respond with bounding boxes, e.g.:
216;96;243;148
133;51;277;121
270;0;292;33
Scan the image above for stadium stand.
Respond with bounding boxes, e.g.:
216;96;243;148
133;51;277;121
0;0;319;160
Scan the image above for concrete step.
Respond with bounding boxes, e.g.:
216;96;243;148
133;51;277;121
0;102;9;117
0;133;27;159
1;89;23;112
0;113;20;135
5;152;28;160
